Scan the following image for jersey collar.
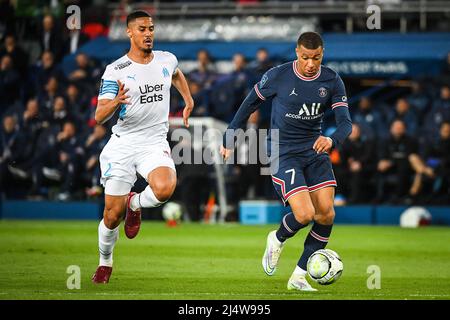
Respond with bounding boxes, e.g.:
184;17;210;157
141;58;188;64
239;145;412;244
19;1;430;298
292;61;321;81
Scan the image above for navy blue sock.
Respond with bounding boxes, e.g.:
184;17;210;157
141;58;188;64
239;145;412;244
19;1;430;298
275;212;308;242
298;222;333;270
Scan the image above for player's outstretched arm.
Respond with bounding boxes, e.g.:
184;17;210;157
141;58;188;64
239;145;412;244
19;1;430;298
95;80;130;124
172;68;194;128
330;106;352;147
221;87;265;160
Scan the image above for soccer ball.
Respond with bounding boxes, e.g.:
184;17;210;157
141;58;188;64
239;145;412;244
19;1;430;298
307;249;343;285
162;202;182;222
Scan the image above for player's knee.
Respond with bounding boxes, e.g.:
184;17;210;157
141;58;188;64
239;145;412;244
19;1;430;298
315;204;335;224
151;181;175;203
293;207;315;225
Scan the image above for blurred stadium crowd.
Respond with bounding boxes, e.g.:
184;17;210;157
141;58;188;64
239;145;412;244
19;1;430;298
0;1;449;213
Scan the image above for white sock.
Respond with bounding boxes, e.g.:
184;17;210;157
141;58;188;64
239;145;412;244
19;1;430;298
98;219;119;267
293;265;307;277
130;186;164;210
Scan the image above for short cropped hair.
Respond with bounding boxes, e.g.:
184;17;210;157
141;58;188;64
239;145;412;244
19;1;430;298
126;11;152;26
297;32;323;49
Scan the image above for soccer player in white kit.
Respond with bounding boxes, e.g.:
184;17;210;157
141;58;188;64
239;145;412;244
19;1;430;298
92;11;194;283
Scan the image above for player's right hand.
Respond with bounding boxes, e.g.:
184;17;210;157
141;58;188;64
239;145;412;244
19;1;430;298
220;145;233;161
114;80;131;106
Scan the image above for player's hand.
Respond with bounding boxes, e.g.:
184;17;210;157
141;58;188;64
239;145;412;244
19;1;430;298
114;80;131;106
220;145;233;161
313;136;333;154
183;97;194;128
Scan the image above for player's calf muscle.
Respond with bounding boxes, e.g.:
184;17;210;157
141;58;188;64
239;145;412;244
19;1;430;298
103;195;127;228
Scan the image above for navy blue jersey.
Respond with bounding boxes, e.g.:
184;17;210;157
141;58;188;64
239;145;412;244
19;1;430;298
224;61;352;158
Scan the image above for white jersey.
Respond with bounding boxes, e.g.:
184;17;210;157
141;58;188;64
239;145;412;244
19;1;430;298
98;50;178;141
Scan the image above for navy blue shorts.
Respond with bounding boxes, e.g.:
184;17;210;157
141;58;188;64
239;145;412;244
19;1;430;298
271;152;336;205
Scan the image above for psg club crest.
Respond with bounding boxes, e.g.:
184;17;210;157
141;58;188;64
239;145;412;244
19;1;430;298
260;73;268;87
318;87;328;97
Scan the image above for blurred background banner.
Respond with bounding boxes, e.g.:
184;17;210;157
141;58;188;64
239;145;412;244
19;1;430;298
69;33;450;76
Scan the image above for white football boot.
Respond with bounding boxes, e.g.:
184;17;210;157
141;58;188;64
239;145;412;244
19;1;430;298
262;230;284;276
287;273;318;292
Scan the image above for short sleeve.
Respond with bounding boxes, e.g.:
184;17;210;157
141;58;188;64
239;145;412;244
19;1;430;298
98;65;119;100
254;67;278;101
331;75;348;110
170;53;178;74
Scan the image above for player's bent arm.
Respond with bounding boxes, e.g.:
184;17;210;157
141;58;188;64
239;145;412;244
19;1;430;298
172;68;194;127
95;98;121;124
172;68;193;107
95;80;130;124
329;106;352;148
222;87;264;150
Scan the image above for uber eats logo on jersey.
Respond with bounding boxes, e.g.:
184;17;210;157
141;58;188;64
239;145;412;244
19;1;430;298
139;83;164;103
286;103;323;120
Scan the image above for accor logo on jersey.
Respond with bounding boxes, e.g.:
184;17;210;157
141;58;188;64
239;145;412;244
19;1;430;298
139;84;164;103
285;103;323;120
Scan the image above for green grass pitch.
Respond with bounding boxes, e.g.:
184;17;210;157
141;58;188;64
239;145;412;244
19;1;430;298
0;220;449;300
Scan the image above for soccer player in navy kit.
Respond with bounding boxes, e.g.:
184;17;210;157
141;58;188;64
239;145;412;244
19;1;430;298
221;32;352;291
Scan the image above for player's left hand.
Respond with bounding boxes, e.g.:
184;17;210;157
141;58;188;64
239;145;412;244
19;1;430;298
183;97;194;128
313;136;333;154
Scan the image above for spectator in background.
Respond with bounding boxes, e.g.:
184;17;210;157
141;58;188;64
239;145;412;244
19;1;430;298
19;98;44;164
248;47;274;80
0;115;28;194
0;34;29;79
423;121;450;204
189;49;217;90
376;120;434;204
187;79;209;117
38;76;62;117
32;51;65;98
231;53;252;104
4;98;45;181
83;124;108;198
0;54;21;115
65;83;87;115
64;83;88;131
45;96;75;131
340;123;376;203
54;121;84;200
423;85;450;140
208;53;254;121
387;98;418;136
29;121;83;200
351;96;386;140
407;81;431;122
39;14;63;63
68;53;101;96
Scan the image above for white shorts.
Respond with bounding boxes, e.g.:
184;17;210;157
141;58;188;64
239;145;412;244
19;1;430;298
99;134;176;196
